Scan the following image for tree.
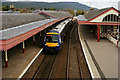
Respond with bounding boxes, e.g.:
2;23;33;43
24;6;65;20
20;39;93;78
76;10;85;16
68;8;75;16
81;10;85;15
2;5;10;11
76;10;81;16
50;7;54;10
31;8;36;10
19;9;24;13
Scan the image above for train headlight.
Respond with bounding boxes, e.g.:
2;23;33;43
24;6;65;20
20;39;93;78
45;44;47;46
56;44;59;46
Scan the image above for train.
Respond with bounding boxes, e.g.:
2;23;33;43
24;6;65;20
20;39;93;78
43;18;71;52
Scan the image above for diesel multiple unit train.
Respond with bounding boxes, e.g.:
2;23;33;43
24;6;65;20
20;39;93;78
43;18;71;52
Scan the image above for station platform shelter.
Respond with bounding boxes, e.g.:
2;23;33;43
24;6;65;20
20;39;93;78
0;11;72;67
77;7;120;44
77;7;120;78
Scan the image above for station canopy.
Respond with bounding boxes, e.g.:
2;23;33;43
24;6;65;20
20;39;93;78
0;19;56;40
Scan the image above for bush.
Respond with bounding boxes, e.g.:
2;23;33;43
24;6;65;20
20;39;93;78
2;5;10;11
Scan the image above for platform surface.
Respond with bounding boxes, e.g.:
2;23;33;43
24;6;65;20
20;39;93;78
2;36;42;78
79;25;118;78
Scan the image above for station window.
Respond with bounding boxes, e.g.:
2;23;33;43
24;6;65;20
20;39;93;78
103;14;119;22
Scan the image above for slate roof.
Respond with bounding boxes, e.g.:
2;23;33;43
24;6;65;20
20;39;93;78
0;19;56;40
1;13;46;30
42;11;72;19
84;7;112;21
77;15;87;21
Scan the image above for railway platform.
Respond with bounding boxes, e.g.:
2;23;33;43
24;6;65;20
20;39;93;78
2;34;43;78
79;25;118;79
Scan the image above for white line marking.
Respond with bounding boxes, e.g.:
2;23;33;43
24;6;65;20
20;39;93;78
18;48;43;79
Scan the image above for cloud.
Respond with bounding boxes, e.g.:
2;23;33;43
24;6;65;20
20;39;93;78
1;0;7;2
90;2;118;9
118;1;120;10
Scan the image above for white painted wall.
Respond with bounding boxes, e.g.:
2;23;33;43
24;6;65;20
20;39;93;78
90;9;118;22
107;34;118;47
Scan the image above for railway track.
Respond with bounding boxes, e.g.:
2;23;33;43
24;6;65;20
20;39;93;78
32;53;57;80
67;22;91;79
21;21;91;80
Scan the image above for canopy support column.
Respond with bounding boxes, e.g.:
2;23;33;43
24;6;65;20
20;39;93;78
40;32;41;37
5;51;8;67
97;25;100;42
23;41;25;53
33;35;35;42
45;29;46;33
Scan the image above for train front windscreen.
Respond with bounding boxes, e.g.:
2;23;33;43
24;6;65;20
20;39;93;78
46;34;59;43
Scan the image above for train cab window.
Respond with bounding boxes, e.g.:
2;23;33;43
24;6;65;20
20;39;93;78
46;34;59;42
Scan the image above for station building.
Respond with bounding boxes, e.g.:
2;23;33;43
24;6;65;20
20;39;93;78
77;7;120;42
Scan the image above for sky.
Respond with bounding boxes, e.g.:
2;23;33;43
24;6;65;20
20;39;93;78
1;0;120;9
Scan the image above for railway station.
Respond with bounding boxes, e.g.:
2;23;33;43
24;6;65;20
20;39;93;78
1;11;72;78
77;7;119;78
77;7;120;43
1;6;119;79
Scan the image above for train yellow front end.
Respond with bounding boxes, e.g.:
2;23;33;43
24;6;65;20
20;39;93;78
44;31;61;52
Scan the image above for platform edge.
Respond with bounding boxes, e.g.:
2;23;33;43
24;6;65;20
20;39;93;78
18;48;43;79
78;25;101;79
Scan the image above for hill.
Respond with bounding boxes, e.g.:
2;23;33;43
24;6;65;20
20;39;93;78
2;2;93;11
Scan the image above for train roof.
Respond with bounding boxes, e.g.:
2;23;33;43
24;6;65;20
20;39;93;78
51;18;71;33
47;30;59;33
